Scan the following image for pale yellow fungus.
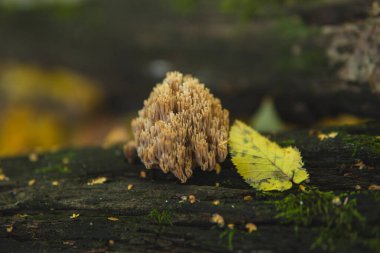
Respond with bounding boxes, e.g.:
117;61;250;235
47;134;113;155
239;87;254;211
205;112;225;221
131;71;229;182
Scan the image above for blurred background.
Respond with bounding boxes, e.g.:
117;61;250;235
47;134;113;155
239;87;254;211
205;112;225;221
0;0;378;157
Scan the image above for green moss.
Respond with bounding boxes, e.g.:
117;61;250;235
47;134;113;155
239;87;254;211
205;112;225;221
274;188;366;251
34;151;76;174
148;208;172;226
219;228;237;251
340;133;380;157
35;164;71;174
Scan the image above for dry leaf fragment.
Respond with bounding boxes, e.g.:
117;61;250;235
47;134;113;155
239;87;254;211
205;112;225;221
210;213;225;227
215;163;222;175
29;153;38;162
368;184;380;190
243;195;253;201
140;171;147;178
28;179;36;186
87;177;107;186
51;181;59;186
354;160;366;170
318;132;338;141
62;157;70;165
189;195;196;204
127;184;134;190
212;200;220;206
246;223;257;233
299;185;306;192
179;195;188;203
107;217;119;221
6;225;13;233
332;196;342;206
0;169;9;181
70;213;80;219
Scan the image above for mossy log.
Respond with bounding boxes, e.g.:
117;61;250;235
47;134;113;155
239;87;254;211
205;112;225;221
0;122;379;252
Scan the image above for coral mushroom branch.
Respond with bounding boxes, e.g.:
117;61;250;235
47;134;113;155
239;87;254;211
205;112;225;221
131;71;229;182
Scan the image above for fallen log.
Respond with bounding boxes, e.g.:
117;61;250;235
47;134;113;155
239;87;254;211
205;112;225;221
0;121;379;252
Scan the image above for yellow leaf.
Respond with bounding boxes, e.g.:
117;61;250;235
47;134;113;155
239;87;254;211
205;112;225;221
87;177;107;186
70;213;80;219
107;217;119;221
229;120;309;192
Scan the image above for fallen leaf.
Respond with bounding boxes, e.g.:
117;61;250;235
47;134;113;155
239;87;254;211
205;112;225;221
229;121;309;192
127;184;134;190
243;195;253;201
29;153;38;162
354;160;366;170
6;225;13;233
318;132;338;141
140;171;147;178
212;200;220;206
210;213;224;227
70;213;80;219
107;217;119;221
368;184;380;190
51;181;59;186
189;195;196;204
179;196;188;203
215;163;221;174
245;223;257;233
28;179;36;186
87;177;107;186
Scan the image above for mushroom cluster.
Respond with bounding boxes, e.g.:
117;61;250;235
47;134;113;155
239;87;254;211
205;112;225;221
131;71;229;182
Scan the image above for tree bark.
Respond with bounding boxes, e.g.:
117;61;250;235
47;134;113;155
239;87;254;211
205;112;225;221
0;122;379;252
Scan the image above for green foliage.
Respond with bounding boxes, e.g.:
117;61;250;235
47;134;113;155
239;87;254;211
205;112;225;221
34;164;71;174
274;188;366;251
219;228;237;251
148;208;173;226
34;151;75;174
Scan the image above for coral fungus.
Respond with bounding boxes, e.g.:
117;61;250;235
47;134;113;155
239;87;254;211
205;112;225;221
131;71;229;182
